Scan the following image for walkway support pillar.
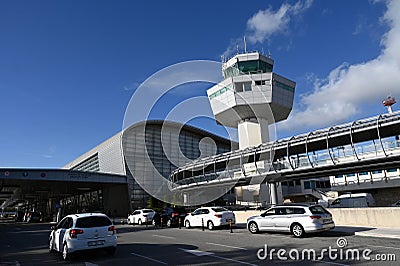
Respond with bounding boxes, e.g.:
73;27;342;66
269;182;278;206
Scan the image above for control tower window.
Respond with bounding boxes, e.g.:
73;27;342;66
223;64;239;78
255;80;266;85
238;60;273;74
244;82;252;91
235;82;252;92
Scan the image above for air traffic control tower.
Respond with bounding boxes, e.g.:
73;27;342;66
207;52;296;205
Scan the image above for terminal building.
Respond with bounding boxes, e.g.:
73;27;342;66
0;120;235;218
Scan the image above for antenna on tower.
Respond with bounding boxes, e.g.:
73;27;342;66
243;36;247;53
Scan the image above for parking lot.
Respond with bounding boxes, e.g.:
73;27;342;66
1;221;399;265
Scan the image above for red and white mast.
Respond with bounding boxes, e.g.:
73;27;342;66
382;96;396;114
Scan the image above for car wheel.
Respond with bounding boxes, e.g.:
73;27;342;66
62;243;70;260
291;223;305;238
185;220;190;229
207;221;214;230
138;219;142;225
248;222;259;234
48;237;55;253
106;247;116;256
166;219;172;227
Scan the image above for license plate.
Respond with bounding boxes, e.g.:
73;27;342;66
88;240;105;246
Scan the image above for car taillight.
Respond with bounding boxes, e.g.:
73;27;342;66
215;214;222;218
108;225;116;235
172;212;179;217
70;229;83;238
310;215;321;219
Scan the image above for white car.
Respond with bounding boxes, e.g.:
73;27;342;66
184;207;235;230
247;204;335;237
127;209;155;225
49;213;117;260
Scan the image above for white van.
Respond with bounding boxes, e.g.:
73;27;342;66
329;193;375;208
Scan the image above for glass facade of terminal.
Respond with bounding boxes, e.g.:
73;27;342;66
122;121;233;208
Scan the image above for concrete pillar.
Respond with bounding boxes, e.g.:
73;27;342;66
237;119;278;206
238;120;262;150
257;118;270;144
269;182;277;206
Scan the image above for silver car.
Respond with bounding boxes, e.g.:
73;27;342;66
247;204;335;237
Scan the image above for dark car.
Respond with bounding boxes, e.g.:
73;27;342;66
152;207;187;227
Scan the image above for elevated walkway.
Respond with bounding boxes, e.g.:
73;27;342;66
170;112;400;190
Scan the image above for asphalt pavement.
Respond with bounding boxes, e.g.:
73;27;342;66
6;215;400;240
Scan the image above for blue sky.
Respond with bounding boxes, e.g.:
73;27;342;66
1;0;398;168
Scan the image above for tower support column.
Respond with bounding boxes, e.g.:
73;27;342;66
238;121;262;150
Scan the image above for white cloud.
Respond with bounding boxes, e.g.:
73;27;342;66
279;0;400;132
246;0;313;44
223;0;312;57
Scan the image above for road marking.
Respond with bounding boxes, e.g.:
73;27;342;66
85;262;99;266
206;242;247;250
211;254;257;266
0;262;21;266
315;260;349;266
9;229;50;234
131;252;167;265
180;248;214;256
365;244;400;250
152;234;176;239
180;248;256;266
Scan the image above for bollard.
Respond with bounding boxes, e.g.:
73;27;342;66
146;217;148;227
202;218;204;231
229;219;233;233
179;217;181;229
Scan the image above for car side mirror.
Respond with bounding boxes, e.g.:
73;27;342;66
50;225;55;230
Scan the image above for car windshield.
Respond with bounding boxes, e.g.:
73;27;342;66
142;210;153;213
211;207;228;212
75;216;112;228
309;206;329;214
